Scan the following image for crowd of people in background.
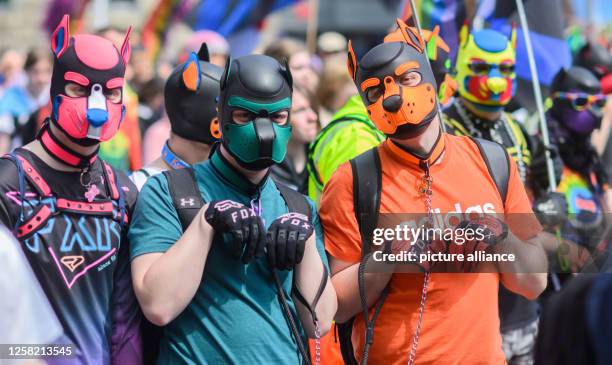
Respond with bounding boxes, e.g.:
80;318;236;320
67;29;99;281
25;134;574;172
0;25;357;171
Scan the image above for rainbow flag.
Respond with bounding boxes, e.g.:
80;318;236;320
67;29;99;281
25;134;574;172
141;0;192;63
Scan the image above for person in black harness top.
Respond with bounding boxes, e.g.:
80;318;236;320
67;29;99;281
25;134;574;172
130;43;223;191
128;54;337;364
0;15;142;364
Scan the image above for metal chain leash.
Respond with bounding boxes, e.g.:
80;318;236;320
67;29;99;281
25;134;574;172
407;161;434;365
408;271;430;365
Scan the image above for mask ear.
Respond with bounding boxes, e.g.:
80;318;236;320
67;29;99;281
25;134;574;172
552;67;567;92
120;26;132;66
510;22;517;50
197;43;210;62
220;57;231;90
210;117;221;139
347;39;357;81
459;22;469;48
396;18;424;53
182;52;201;92
281;58;293;89
51;14;70;59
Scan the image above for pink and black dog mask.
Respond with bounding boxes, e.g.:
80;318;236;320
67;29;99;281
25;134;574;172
49;14;131;143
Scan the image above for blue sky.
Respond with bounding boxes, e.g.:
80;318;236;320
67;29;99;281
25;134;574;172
572;0;612;25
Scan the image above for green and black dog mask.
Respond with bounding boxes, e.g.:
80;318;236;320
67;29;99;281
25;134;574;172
218;54;293;170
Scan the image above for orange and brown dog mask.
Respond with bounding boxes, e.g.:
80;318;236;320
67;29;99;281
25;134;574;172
348;19;438;138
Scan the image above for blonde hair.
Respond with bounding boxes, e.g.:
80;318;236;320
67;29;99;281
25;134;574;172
316;54;354;111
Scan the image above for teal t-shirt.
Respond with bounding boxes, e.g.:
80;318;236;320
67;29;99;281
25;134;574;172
128;151;328;365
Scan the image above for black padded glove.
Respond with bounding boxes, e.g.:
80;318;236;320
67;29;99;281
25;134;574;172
205;200;266;263
533;192;568;228
266;212;314;270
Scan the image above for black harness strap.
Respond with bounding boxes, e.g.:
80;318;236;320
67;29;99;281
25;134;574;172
2;151;128;240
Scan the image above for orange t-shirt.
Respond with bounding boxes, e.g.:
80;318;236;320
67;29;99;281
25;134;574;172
320;134;540;365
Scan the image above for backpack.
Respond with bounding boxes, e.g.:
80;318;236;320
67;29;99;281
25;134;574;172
162;168;315;365
336;137;511;365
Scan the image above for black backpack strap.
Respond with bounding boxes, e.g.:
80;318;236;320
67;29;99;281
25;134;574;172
163;168;205;231
336;147;386;365
276;183;312;219
350;148;382;254
470;137;510;207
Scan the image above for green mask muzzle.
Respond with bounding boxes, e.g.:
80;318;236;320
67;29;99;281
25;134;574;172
223;117;292;170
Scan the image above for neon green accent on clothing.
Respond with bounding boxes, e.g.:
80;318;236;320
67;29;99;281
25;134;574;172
307;95;385;205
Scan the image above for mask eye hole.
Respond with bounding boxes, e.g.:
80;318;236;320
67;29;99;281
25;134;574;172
366;86;383;103
65;83;88;98
594;97;607;109
232;109;255;124
399;71;422;87
270;110;289;126
499;63;515;76
573;96;589;108
104;88;122;104
468;61;491;74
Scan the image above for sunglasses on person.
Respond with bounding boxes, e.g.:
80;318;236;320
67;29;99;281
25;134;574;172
552;91;607;111
468;61;515;76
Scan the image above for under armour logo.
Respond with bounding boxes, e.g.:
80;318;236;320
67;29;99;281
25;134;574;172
180;198;195;207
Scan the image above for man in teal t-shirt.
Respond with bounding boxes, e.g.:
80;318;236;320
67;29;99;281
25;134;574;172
129;55;337;364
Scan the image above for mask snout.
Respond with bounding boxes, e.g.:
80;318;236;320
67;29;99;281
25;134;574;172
86;84;108;128
486;77;507;95
382;95;403;112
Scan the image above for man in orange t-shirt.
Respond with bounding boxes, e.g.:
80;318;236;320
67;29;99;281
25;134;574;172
320;19;548;365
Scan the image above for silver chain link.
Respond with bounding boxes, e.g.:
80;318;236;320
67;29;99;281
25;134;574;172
407;271;430;365
314;320;321;365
